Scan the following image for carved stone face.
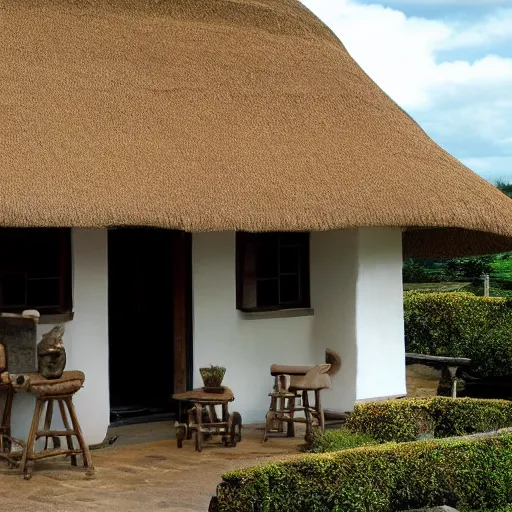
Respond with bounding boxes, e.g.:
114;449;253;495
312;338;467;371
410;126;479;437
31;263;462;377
37;325;66;379
38;350;66;379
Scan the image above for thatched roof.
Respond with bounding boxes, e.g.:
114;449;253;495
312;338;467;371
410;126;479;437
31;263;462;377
2;0;512;257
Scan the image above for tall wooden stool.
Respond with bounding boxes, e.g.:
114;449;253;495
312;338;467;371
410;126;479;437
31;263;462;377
264;364;333;443
0;382;25;467
12;371;93;480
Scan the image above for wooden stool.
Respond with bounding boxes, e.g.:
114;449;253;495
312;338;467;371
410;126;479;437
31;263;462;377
13;371;93;480
0;382;25;467
263;364;332;443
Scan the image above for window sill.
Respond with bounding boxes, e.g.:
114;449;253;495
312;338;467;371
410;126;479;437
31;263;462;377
39;311;74;324
239;308;314;320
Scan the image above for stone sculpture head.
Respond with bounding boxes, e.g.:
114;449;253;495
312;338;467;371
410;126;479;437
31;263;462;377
37;325;66;379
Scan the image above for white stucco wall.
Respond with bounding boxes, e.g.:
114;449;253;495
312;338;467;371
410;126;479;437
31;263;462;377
192;228;406;424
192;232;316;424
11;229;109;445
356;228;406;401
309;230;359;412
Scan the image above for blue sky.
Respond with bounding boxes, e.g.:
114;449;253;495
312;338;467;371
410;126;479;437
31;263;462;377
300;0;512;184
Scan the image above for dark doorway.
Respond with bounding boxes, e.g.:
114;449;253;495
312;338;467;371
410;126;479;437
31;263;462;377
108;227;182;425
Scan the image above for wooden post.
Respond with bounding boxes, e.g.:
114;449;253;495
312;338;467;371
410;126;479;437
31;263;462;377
483;274;490;297
173;231;192;394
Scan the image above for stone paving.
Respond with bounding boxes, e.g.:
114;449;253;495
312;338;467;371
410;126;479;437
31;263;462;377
0;422;302;512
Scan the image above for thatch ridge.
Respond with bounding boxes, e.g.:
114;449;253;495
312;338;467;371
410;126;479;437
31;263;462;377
2;0;512;257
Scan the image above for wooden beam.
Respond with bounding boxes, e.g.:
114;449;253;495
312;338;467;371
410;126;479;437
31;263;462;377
173;231;191;394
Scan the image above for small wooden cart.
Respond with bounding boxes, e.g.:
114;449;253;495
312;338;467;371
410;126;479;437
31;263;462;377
173;387;242;452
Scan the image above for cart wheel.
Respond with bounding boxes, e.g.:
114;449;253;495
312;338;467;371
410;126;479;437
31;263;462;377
228;412;242;447
175;425;186;449
186;408;196;440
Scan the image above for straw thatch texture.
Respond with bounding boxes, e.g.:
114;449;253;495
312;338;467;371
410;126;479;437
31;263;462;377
2;0;512;257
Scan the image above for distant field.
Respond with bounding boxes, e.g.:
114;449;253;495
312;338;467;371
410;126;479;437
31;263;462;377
403;282;472;293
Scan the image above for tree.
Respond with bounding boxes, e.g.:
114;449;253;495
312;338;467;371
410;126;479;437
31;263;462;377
496;180;512;199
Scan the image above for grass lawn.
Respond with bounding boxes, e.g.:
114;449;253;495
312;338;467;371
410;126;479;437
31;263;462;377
491;254;512;281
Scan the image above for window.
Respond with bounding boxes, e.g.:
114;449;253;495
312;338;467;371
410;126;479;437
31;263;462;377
0;228;72;314
236;232;310;312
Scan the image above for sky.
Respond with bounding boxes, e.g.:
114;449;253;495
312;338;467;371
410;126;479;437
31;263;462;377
299;0;512;184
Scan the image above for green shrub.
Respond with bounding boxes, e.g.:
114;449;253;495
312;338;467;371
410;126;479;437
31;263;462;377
214;432;512;512
345;397;512;443
404;292;512;377
308;428;377;453
445;256;495;279
346;399;428;442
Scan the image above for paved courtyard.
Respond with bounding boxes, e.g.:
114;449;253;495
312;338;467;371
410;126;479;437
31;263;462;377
0;422;302;512
0;367;438;512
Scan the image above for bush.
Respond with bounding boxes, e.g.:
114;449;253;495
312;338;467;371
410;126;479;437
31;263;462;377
346;399;426;443
308;428;377;453
344;397;512;443
445;256;495;279
403;258;439;283
213;432;512;512
404;292;512;377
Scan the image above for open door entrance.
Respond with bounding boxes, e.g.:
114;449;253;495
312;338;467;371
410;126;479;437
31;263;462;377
108;228;191;425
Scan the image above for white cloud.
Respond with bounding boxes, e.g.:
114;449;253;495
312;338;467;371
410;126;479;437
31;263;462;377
300;0;512;182
377;0;511;4
461;157;512;183
446;9;512;49
300;0;512;109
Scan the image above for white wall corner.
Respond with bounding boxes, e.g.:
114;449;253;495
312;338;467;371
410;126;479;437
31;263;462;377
310;230;358;412
355;227;406;402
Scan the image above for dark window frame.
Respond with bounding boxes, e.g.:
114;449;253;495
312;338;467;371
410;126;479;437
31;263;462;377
0;228;72;315
236;232;310;312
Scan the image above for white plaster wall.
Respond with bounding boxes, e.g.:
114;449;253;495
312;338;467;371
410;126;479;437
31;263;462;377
310;230;358;412
355;228;406;401
192;232;315;424
11;229;109;445
192;228;406;424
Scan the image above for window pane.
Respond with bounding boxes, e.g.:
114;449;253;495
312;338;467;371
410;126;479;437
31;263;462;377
27;278;61;308
29;255;60;278
2;274;26;306
257;279;279;307
256;246;278;278
279;275;300;304
280;246;299;274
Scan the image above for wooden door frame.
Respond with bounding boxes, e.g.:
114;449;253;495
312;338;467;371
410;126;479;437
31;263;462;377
172;231;193;394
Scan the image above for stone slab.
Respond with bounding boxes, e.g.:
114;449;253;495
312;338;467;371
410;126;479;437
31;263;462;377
0;316;38;373
405;352;471;369
404;507;459;512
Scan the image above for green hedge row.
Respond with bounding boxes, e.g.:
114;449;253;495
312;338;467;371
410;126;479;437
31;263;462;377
344;397;512;443
213;432;512;512
404;292;512;377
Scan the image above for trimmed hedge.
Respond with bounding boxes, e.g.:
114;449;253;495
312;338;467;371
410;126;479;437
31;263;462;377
404;292;512;377
344;397;512;443
214;432;512;512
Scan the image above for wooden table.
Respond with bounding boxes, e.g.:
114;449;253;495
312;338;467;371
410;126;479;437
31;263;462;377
172;387;241;452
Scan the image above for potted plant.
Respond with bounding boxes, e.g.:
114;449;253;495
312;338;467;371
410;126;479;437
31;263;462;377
200;364;226;390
